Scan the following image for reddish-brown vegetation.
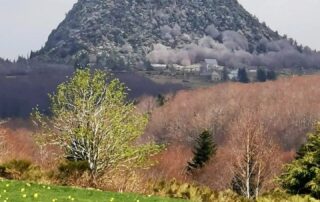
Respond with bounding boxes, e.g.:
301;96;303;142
1;75;320;194
0;124;36;163
0;120;60;169
146;75;320;148
142;75;320;192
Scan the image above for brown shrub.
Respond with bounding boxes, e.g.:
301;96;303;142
148;144;192;181
144;75;320;193
0;127;36;163
0;122;61;170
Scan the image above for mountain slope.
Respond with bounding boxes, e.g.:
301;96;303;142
32;0;320;70
33;0;282;69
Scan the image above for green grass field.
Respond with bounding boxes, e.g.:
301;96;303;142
0;179;186;202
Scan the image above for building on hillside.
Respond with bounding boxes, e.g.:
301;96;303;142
183;64;201;72
171;64;184;71
248;68;257;74
247;67;258;78
170;63;201;72
228;69;239;80
228;67;257;81
151;64;167;70
202;59;224;72
211;71;222;81
200;59;225;81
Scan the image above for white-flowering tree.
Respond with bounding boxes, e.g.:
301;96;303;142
33;69;161;181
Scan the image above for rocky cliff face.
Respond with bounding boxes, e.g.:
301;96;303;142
32;0;284;69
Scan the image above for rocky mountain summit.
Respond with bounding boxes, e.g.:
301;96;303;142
32;0;320;70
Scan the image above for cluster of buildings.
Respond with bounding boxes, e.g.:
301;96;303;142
151;59;258;82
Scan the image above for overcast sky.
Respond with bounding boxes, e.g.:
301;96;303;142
238;0;320;51
0;0;319;60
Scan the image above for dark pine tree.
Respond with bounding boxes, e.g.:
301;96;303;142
238;68;250;83
256;68;267;82
186;130;216;173
266;70;277;80
279;123;320;199
156;94;166;106
74;52;90;70
222;67;229;81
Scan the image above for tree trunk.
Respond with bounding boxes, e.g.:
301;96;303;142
255;162;262;199
246;132;251;199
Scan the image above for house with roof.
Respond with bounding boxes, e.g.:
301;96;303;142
228;69;239;80
211;71;222;81
200;59;225;81
202;59;224;72
150;63;167;70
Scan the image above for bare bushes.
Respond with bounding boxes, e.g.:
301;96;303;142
144;75;320;194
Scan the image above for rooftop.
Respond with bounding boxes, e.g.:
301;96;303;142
204;59;218;65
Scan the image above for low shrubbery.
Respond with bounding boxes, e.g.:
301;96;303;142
258;191;318;202
53;160;91;186
57;160;89;178
2;159;32;174
152;180;320;202
0;159;44;181
152;180;249;202
0;159;147;193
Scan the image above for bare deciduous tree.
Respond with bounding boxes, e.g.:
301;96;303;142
227;112;282;199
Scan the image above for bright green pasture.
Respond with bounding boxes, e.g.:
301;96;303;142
0;179;186;202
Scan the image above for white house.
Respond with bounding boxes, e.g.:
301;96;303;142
228;69;238;80
211;71;222;81
151;64;167;70
183;64;201;72
171;64;201;72
200;59;225;81
203;59;223;71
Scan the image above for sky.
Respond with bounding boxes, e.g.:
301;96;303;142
0;0;77;60
0;0;319;60
238;0;320;51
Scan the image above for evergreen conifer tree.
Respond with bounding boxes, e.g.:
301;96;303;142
279;123;320;199
256;68;267;82
238;68;250;83
156;94;166;106
187;130;216;173
266;70;277;80
222;67;229;81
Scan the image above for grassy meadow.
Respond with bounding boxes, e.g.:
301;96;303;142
0;179;186;202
